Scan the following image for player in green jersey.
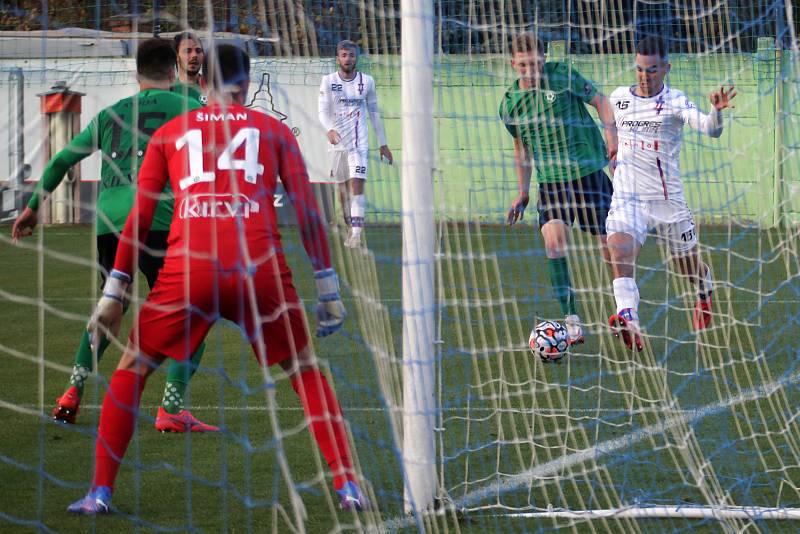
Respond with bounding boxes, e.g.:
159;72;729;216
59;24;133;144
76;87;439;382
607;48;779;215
11;38;218;433
172;31;206;104
499;33;618;346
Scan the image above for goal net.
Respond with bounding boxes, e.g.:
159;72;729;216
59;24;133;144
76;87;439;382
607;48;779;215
1;1;799;532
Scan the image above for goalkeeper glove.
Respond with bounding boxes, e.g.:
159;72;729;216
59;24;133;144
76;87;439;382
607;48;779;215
87;269;131;349
315;268;346;337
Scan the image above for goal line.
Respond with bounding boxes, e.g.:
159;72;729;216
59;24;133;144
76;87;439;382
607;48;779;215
381;366;800;529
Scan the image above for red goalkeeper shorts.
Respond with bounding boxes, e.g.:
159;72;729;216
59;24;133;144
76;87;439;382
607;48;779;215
132;263;310;366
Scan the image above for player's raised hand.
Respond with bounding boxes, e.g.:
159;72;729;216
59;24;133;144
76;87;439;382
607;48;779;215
314;268;346;337
327;129;342;145
87;270;131;348
379;145;393;164
710;84;736;111
506;192;530;226
11;207;38;243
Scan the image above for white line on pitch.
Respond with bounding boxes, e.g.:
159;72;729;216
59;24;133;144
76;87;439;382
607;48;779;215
12;404;700;415
6;296;799;304
380;368;800;530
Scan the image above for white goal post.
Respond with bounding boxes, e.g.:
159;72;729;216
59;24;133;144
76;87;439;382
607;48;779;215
394;0;800;527
401;0;438;515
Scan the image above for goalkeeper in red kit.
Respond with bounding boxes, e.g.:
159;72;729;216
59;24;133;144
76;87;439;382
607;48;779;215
68;44;367;514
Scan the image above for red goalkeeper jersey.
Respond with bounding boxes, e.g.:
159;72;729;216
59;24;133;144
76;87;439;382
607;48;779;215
115;102;331;276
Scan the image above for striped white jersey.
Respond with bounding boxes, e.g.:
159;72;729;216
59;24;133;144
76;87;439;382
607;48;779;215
609;85;723;200
318;71;387;152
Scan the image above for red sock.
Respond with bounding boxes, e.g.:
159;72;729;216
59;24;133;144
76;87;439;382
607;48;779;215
93;370;147;490
290;368;353;490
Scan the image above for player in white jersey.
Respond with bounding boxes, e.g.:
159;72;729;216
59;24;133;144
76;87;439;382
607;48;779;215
606;36;736;351
318;40;393;248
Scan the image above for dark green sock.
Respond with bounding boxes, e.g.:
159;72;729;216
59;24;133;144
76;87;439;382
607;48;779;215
161;342;206;414
68;330;111;397
547;257;577;316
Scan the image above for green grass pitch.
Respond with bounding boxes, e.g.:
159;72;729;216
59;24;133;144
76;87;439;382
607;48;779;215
1;224;799;532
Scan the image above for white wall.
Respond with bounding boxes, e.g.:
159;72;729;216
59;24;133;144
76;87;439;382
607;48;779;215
0;57;333;187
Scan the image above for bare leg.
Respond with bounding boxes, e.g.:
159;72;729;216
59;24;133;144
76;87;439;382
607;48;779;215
607;232;639;281
596;233;611;264
670;245;713;330
670;245;706;282
349;176;365;197
540;219;569;260
337;182;352;228
116;341;166;376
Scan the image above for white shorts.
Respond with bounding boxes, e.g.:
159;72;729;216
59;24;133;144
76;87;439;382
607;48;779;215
605;196;698;253
329;149;368;183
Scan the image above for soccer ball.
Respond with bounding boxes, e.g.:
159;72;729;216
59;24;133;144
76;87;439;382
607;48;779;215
529;320;568;362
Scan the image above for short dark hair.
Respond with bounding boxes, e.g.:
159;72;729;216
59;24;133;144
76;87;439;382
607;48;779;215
511;33;545;57
204;44;250;90
336;39;358;54
174;31;202;51
136;38;177;81
636;36;668;58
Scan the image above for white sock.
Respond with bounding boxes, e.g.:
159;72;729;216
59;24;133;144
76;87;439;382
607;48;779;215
350;194;365;238
613;277;640;316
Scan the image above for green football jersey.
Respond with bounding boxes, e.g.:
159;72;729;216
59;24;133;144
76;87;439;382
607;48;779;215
28;88;201;235
171;81;206;105
499;62;608;183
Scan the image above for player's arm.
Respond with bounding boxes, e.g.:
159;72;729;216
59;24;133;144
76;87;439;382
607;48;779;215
87;133;169;347
682;85;735;138
12;122;97;241
568;65;618;163
589;93;618;165
278;126;345;336
366;81;393;164
318;77;340;145
507;137;533;225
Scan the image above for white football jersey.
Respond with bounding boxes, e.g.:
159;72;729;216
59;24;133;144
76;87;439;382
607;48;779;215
609;85;723;200
318;71;387;152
